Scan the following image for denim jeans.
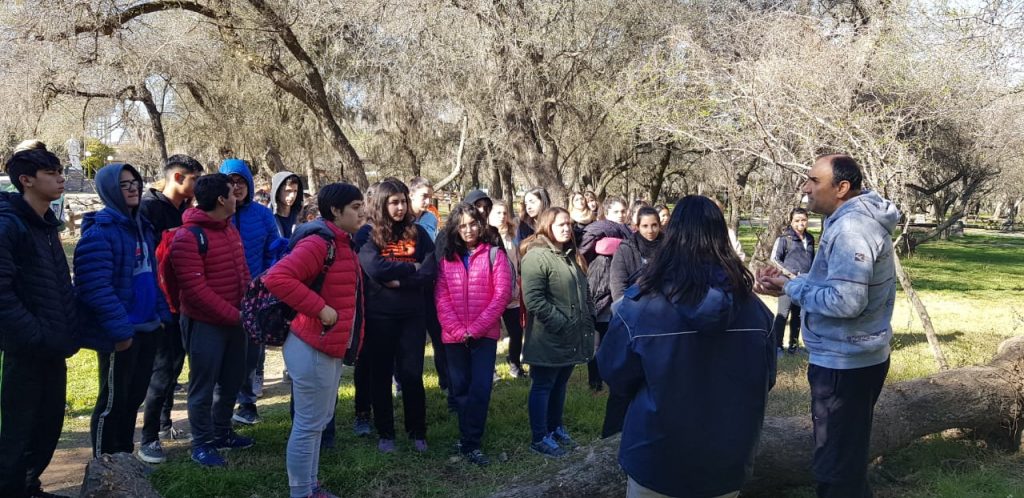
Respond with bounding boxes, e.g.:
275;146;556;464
445;338;497;452
284;334;343;498
527;364;575;443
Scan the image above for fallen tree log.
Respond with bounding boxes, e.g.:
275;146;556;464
491;336;1024;497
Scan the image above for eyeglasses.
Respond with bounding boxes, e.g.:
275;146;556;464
458;222;481;232
229;178;247;187
119;180;142;191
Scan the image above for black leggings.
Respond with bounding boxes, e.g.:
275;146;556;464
502;307;524;367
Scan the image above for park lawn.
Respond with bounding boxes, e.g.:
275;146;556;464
59;231;1024;497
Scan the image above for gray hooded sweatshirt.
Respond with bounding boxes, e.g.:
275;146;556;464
784;190;900;370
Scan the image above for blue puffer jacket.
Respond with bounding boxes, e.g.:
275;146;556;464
75;164;171;352
219;159;284;276
598;274;775;498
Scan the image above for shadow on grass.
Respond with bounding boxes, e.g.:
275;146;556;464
891;331;964;352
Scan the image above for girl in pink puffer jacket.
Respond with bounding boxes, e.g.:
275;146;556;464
435;203;513;466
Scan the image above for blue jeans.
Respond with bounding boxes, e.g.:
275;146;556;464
527;365;575;443
445;338;497;452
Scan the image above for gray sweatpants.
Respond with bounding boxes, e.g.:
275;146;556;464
284;333;343;498
182;315;247;447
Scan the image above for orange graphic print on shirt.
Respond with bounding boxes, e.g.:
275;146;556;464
382;239;418;263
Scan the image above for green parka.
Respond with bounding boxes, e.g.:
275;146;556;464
520;235;596;367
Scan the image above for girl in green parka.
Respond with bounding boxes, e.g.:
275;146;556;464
519;207;595;458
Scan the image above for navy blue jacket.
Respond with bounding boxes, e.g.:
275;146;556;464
771;227;815;276
219;159;285;276
75;164;171;352
0;192;78;358
598;278;775;497
358;223;436;318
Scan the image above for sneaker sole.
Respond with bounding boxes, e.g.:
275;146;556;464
136;452;166;464
231;414;258;425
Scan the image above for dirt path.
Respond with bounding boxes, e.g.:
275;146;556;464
42;350;289;497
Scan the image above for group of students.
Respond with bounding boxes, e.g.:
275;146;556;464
0;141;897;498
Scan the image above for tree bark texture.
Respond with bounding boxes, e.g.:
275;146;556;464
893;251;949;370
490;336;1024;497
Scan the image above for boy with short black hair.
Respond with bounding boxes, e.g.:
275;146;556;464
0;141;79;498
168;173;254;467
138;154;204;463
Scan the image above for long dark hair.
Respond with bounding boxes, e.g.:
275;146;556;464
442;202;500;261
370;179;418;248
521;207;587;272
519;187;552;230
637;195;752;304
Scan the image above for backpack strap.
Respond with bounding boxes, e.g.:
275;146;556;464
187;226;207;255
310;236;336;293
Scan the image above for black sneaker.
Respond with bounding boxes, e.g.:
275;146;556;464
214;430;255;450
463;449;490;466
232;403;260;425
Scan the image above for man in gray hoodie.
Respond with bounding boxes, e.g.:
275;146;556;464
757;154;899;498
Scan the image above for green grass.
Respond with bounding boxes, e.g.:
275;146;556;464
60;231;1024;497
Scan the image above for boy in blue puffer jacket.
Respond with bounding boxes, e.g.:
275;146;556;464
219;159;284;424
75;163;172;457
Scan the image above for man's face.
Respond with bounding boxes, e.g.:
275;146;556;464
119;169;141;208
229;174;248;202
334;200;365;233
803;159;841;216
175;170;199;198
410;187;432;215
220;190;238;217
21;168;65;202
280;181;299;207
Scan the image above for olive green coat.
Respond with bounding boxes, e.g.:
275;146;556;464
520;235;596;367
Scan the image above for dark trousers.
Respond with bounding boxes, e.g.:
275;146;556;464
353;354;372;416
424;295;449;391
141;316;186;444
774;302;803;349
91;330;163;456
445;338;497;452
809;358;890;498
365;315;427;439
502;307;524;367
236;340;263;405
0;353;66;498
528;365;575;443
182;315;247;447
586;321;610;388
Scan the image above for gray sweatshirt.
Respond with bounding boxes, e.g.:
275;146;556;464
784;190;900;369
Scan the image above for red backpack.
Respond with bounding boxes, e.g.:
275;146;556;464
155;226;207;314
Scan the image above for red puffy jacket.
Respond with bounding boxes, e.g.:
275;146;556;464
262;222;363;358
170;208;251;327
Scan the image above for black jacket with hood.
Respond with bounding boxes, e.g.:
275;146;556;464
269;171;304;238
139;188;188;244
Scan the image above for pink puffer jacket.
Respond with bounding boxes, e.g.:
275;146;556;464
435;243;513;343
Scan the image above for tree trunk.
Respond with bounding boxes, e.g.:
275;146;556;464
648;146;672;204
435;114;468;192
135;82;168;164
488;144;504;201
490;336;1024;498
893;252;949;371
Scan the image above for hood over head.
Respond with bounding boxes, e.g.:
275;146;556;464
95;163;144;218
269;171;304;214
218;159;255;204
463;189;491;206
624;268;734;335
828;190;900;235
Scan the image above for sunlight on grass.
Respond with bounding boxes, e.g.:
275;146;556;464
59;231;1024;497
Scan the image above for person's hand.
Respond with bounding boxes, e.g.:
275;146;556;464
383;280;400;289
414;262;422;271
319;305;338;327
114;338;133;352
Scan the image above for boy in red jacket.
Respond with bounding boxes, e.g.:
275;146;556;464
262;183;365;498
168;173;253;467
